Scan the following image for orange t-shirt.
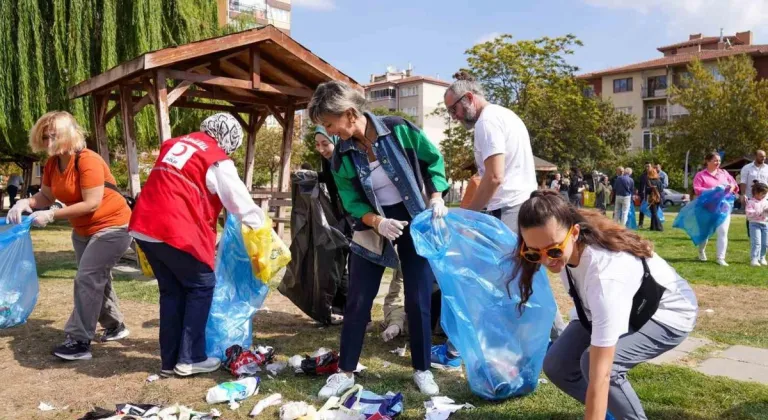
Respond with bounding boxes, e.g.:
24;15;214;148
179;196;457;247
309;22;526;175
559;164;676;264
42;149;131;236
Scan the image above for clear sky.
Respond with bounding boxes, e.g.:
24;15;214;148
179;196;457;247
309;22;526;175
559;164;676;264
290;0;768;84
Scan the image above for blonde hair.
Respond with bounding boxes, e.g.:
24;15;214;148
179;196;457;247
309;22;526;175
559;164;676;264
29;111;87;156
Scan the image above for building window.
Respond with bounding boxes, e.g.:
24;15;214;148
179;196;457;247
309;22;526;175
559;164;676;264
647;108;655;119
369;88;396;100
643;131;659;151
400;86;418;97
401;107;417;116
615;106;633;114
710;67;724;81
268;6;289;23
230;0;266;12
613;77;633;93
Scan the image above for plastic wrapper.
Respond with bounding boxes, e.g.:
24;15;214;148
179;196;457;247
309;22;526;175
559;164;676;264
242;216;291;282
205;215;269;359
626;201;638;230
0;217;39;329
640;200;665;223
411;209;557;400
279;171;349;324
135;242;154;277
673;185;735;246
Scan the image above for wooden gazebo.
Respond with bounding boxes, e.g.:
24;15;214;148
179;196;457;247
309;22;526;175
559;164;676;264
68;25;359;200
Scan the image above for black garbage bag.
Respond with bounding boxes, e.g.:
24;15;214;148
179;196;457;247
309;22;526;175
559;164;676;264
279;171;349;324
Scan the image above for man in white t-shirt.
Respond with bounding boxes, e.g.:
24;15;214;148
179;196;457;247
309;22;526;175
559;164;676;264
739;150;768;238
444;73;538;231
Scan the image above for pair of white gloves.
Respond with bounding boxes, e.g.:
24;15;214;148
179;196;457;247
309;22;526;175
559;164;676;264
5;199;55;227
375;197;447;241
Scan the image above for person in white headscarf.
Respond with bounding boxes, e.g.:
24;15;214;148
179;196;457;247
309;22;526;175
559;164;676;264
129;113;265;378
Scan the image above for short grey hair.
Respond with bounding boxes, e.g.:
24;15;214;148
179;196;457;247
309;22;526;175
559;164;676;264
446;71;486;98
624;168;633;175
308;81;367;124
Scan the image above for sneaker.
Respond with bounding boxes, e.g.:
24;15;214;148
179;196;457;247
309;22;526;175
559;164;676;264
100;323;130;342
698;250;707;262
761;257;767;266
53;337;92;361
716;259;729;267
174;357;221;377
751;259;761;267
413;370;440;396
430;344;462;371
318;372;355;399
159;369;175;378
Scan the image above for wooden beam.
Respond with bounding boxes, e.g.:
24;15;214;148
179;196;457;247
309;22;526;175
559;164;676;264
276;105;296;237
165;69;253;90
105;103;120;123
167;80;194;106
171;98;252;113
243;52;314;89
250;46;261;89
267;105;286;128
243;111;257;190
154;70;172;142
132;94;153;115
119;86;141;197
231;112;248;129
144;29;272;69
69;55;146;99
257;82;313;97
141;78;157;104
91;94;110;164
181;88;279;106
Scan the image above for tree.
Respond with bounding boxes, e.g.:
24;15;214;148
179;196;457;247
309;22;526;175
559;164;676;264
369;107;420;126
657;55;768;166
430;106;473;182
461;34;635;172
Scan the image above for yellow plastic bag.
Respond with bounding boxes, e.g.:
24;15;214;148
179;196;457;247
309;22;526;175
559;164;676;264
583;191;596;208
135;243;154;277
241;217;291;281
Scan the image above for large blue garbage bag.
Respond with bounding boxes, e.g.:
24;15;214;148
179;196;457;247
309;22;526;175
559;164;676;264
0;217;39;329
640;200;665;223
673;185;735;246
411;209;557;400
205;215;269;359
626;201;638;230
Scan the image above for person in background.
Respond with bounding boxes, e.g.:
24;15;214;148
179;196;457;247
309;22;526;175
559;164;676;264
6;172;23;208
309;81;448;398
559;176;571;202
646;168;664;232
745;182;768;267
569;168;586;208
655;164;669;209
7;111;132;361
692;151;739;266
594;176;609;215
515;191;697;420
129;113;266;377
613;168;634;226
609;167;624;206
739;150;768;238
637;163;652;228
550;173;562;191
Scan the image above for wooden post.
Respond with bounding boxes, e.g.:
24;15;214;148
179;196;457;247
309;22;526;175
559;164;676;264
276;106;295;237
91;94;111;164
250;46;261;89
119;85;141;197
243;111;268;190
154;70;172;142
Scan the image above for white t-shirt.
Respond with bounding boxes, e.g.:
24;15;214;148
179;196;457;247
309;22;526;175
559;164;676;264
740;162;768;198
369;161;402;206
560;246;698;347
473;104;538;210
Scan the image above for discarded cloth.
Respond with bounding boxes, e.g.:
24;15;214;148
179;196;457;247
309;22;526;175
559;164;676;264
340;385;403;419
205;377;259;405
0;217;39;328
250;393;283;416
223;344;275;377
411;210;557;400
423;396;475;420
300;350;340;375
673;185;735;245
280;401;317;420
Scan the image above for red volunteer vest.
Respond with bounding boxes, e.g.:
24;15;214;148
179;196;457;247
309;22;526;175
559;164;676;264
129;132;228;269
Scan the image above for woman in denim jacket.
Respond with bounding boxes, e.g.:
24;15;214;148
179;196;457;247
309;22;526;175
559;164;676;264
308;81;449;399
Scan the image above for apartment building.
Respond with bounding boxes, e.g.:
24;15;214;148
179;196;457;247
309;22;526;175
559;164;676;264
217;0;291;34
364;67;450;146
580;31;768;150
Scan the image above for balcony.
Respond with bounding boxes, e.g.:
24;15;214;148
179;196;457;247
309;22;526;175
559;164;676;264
642;86;667;99
642;117;668;128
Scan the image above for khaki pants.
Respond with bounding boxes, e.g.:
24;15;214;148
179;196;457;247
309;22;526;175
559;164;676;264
383;267;406;332
64;226;131;342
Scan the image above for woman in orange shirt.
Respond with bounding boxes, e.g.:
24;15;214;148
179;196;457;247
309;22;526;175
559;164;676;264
7;111;132;361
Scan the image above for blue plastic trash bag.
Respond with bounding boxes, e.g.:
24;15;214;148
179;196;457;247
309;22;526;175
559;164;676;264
640;200;665;223
411;209;557;400
205;215;269;359
626;201;638;230
673;185;735;246
0;217;39;329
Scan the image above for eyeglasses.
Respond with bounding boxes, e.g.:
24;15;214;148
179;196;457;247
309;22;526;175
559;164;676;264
42;134;56;141
519;225;576;263
446;93;468;116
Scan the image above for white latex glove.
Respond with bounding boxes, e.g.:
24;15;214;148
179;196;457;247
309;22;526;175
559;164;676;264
30;210;55;228
6;199;32;224
381;324;401;342
376;218;408;241
429;197;447;219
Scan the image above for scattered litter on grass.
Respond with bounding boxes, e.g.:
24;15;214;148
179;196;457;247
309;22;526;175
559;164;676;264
146;374;160;383
390;345;406;357
250;393;282;417
38;402;55;411
538;378;549;384
424;396;474;420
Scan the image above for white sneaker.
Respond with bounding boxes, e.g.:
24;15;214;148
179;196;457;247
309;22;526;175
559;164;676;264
698;250;707;261
174;357;221;376
716;259;729;267
760;257;767;266
413;370;439;396
318;373;355;399
751;259;761;267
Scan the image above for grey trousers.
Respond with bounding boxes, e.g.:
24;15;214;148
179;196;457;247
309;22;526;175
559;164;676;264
64;226;132;342
543;320;688;420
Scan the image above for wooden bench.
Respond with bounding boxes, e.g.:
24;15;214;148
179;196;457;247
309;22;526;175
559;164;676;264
251;188;292;237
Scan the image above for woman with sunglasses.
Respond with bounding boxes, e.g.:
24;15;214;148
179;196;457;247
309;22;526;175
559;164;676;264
513;190;697;420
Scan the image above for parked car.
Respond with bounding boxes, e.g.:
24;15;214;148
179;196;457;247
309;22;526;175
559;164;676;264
663;189;690;207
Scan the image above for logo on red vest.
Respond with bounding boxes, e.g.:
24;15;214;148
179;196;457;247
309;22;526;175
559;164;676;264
162;141;197;170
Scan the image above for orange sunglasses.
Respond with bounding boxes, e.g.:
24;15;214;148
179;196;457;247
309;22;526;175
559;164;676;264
519;225;576;263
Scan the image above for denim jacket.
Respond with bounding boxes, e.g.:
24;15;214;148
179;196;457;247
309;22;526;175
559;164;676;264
331;112;449;268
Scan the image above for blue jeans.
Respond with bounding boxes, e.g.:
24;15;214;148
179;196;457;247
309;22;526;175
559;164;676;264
749;222;768;260
136;240;216;370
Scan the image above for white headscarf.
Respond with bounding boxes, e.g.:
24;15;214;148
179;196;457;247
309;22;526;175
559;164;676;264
200;113;244;155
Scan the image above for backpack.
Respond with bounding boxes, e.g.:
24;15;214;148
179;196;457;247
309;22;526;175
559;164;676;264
62;150;136;209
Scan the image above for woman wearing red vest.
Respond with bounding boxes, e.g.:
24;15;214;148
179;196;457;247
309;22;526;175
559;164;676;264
129;113;265;377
